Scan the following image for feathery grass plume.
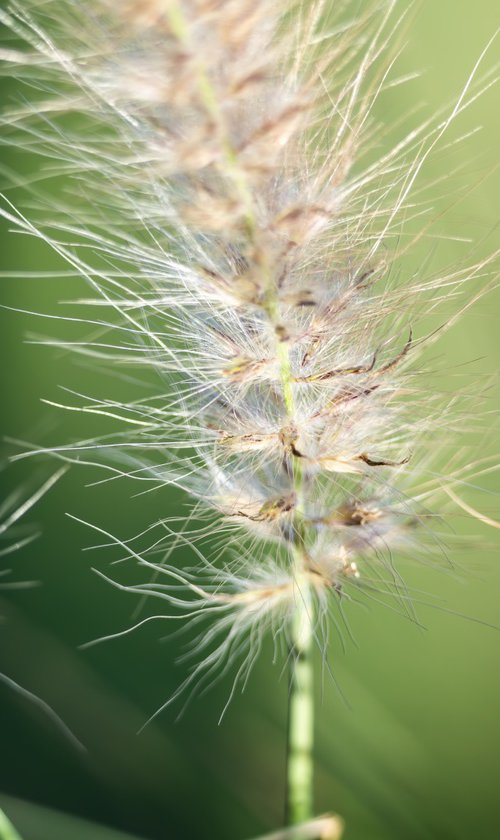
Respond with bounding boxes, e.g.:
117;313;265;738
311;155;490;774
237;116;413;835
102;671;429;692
0;0;497;834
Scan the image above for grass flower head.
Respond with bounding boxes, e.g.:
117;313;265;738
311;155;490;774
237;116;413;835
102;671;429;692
1;0;498;832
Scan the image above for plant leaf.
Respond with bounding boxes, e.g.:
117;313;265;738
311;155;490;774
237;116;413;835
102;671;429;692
0;809;23;840
0;796;148;840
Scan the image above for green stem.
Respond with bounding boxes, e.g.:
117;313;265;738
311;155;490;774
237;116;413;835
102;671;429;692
272;276;315;831
285;572;314;829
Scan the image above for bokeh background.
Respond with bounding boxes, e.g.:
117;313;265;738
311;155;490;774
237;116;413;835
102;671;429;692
0;2;499;839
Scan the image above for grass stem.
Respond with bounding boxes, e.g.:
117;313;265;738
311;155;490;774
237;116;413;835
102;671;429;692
285;571;314;830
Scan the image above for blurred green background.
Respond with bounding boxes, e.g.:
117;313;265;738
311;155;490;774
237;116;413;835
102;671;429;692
0;2;499;839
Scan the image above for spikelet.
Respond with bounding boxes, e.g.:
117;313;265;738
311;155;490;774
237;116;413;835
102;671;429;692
0;0;496;707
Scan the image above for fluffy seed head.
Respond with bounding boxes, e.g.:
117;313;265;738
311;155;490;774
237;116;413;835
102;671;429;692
1;0;497;709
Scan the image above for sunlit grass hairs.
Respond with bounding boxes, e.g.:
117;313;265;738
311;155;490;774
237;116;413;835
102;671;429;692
0;0;497;723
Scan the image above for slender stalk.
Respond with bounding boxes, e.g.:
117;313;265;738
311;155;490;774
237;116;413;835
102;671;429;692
285;572;314;828
273;287;315;830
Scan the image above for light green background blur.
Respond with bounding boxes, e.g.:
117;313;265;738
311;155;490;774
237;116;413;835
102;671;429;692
0;2;499;839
